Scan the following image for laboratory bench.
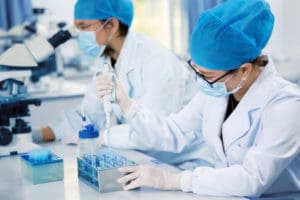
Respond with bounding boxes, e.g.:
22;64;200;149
0;142;246;200
1;71;299;200
0;142;299;200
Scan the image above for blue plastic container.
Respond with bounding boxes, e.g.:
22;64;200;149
77;148;136;192
20;149;64;184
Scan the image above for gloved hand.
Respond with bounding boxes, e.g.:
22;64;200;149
96;75;133;114
117;165;182;191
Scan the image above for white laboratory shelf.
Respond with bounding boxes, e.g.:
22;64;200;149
27;78;87;129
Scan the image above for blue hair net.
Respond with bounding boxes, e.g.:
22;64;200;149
74;0;134;27
190;0;274;71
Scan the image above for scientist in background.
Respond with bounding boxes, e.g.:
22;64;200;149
98;0;300;197
35;0;214;169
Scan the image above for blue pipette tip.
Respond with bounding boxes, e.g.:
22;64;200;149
28;148;52;162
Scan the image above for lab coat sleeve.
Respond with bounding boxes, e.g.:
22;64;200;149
181;98;300;197
137;53;198;116
104;52;198;150
115;92;206;152
49;80;106;141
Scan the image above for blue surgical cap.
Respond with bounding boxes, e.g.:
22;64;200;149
190;0;274;71
74;0;134;27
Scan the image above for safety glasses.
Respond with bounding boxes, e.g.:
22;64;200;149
76;19;111;32
187;59;236;87
76;21;101;31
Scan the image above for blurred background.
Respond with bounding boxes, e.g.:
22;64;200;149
28;0;300;82
1;0;299;82
0;0;299;129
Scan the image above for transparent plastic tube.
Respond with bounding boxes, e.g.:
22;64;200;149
98;63;115;138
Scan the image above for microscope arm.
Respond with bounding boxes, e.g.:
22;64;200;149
0;27;77;67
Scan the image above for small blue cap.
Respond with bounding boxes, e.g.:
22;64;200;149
74;0;134;27
190;0;274;70
79;124;99;139
28;148;52;162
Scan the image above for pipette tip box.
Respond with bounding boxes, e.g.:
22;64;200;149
20;149;64;184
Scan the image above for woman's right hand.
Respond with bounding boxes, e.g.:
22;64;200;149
95;74;114;101
95;75;133;114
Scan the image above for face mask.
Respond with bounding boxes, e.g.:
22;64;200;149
77;31;105;57
197;76;244;97
77;19;112;57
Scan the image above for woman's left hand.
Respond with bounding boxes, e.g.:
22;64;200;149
117;165;181;191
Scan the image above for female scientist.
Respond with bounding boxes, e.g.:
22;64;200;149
97;0;300;197
37;0;213;168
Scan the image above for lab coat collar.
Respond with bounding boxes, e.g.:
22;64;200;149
222;63;281;151
96;31;137;74
116;30;142;98
115;30;136;74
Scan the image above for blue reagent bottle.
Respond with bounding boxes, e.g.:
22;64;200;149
78;119;99;166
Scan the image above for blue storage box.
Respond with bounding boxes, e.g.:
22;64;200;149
20;150;64;184
77;148;136;193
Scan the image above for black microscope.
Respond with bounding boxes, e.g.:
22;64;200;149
0;27;76;156
0;78;41;155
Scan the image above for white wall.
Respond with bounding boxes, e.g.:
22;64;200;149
31;0;76;25
267;0;300;59
31;0;76;35
266;0;300;82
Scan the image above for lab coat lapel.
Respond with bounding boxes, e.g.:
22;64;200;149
222;100;256;151
115;31;137;96
202;95;228;161
222;66;276;151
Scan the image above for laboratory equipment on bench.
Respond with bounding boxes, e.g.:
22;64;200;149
0;93;41;156
77;148;136;193
20;148;64;184
77;148;180;193
78;121;100;165
0;27;76;67
0;27;76;156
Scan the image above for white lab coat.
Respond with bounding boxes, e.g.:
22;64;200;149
126;63;300;197
49;31;214;168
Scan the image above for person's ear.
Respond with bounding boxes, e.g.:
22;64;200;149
107;18;119;34
239;63;252;80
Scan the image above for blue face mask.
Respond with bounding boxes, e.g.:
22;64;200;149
197;76;243;97
77;31;105;57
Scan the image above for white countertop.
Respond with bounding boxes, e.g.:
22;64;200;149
0;142;246;200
